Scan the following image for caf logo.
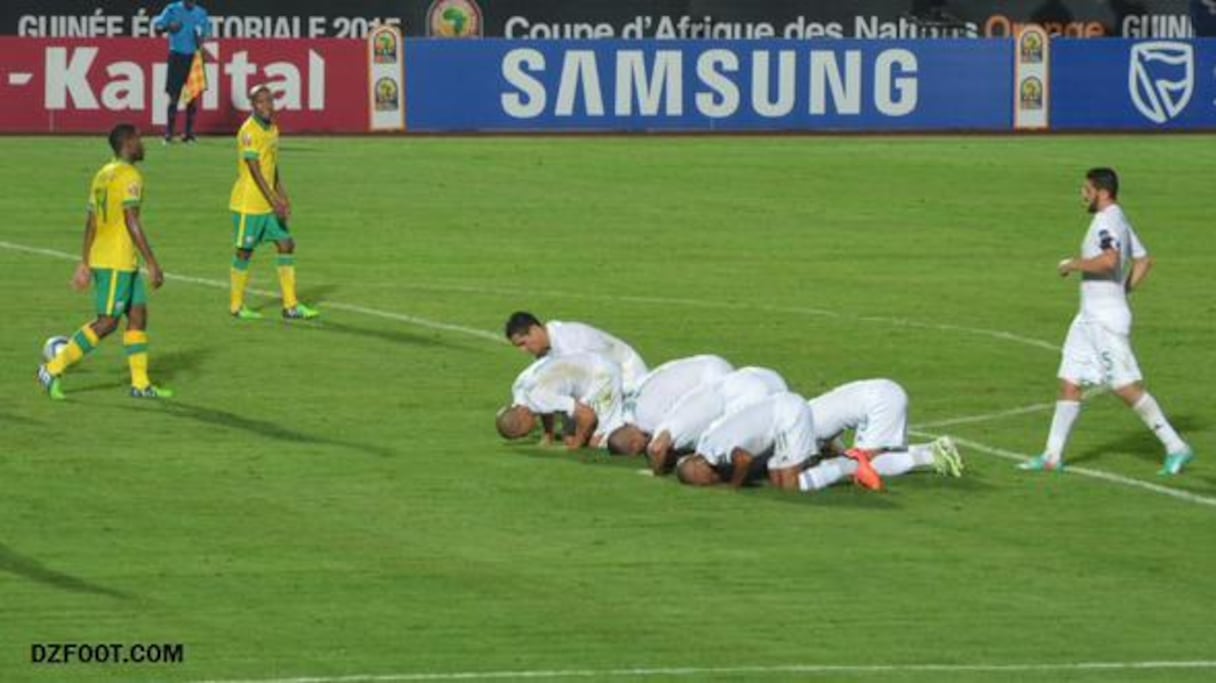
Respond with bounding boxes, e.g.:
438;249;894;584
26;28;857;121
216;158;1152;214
1019;31;1044;64
373;31;398;63
1020;76;1044;110
427;0;482;38
374;77;399;111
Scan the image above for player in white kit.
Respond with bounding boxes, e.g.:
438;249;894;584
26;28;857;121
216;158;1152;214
675;391;820;489
796;379;963;493
504;311;649;393
1023;168;1192;474
603;354;734;456
496;352;625;450
646;366;789;475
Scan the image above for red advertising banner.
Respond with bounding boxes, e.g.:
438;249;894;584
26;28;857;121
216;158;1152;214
0;38;368;133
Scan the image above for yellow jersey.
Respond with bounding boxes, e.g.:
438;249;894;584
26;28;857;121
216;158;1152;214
87;160;143;272
229;115;279;214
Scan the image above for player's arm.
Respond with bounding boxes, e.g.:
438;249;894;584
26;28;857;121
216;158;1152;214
539;414;556;446
273;167;291;221
1127;256;1153;293
123;207;164;289
565;403;598;450
244;158;287;220
1058;248;1118;277
728;449;755;488
73;211;97;291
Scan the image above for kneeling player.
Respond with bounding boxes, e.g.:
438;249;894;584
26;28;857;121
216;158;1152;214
604;354;734;457
38;124;172;400
804;379;964;487
676;391;823;490
496;352;625;450
504;312;648;392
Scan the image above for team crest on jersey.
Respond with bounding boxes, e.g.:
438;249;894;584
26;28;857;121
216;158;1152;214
242;132;254;146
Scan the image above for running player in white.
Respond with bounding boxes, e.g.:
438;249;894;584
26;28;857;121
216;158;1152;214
646;366;788;475
504;311;649;392
496;352;625;450
1023;168;1192;475
797;379;963;492
604;354;734;456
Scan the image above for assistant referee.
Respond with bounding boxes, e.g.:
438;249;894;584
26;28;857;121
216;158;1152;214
153;0;211;143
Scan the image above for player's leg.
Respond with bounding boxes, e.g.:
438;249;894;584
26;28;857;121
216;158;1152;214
1113;381;1192;475
230;211;262;319
38;270;123;398
271;230;319;319
1025;317;1092;471
164;53;189;143
183;100;198;143
124;276;172;399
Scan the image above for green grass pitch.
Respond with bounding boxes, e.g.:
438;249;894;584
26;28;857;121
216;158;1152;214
0;135;1213;683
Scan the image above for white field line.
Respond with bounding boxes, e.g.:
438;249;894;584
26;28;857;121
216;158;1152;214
912;388;1107;429
188;660;1216;683
4;240;1208;510
911;430;1216;509
362;281;1062;353
0;241;503;343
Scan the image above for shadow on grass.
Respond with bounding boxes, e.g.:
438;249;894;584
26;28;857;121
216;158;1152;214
248;283;340;312
1069;414;1206;470
287;317;482;352
0;543;130;600
0;411;42;427
99;400;398;459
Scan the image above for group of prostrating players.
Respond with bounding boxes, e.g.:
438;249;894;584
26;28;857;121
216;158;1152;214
495;312;965;492
36;85;319;401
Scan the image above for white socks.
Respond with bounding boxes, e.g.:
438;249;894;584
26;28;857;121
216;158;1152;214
1045;400;1081;462
797;449;936;492
1132;393;1187;453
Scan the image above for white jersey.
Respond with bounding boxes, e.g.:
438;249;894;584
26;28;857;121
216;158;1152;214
1078;204;1147;335
695;391;817;471
511;352;625;440
806;379;909;451
547;320;649;392
628;355;733;433
655;366;788;451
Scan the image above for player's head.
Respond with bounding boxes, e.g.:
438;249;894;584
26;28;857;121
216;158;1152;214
505;311;549;357
495;404;536;440
675;455;722;486
108;123;143;162
250;84;275;122
1083;168;1119;213
606;424;649;456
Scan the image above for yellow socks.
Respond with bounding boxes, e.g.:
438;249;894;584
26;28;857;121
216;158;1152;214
46;324;99;376
123;330;150;390
276;254;298;310
230;256;251;313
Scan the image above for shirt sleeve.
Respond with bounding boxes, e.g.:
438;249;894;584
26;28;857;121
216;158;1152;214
239;129;260;160
1128;227;1149;258
1091;217;1121;252
121;170;143;208
196;8;212;38
153;4;174;30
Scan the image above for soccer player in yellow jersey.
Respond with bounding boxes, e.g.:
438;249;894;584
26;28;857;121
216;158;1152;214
228;85;319;320
37;124;172;400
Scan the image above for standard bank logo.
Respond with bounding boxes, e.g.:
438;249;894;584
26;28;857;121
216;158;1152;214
1128;41;1193;124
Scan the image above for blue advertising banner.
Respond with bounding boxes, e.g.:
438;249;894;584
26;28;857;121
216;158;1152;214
405;39;1014;132
1051;38;1216;129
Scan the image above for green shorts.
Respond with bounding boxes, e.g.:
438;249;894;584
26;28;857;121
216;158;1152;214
232;211;290;250
92;268;146;318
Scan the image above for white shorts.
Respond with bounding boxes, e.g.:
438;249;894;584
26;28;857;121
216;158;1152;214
1058;315;1142;389
696;392;815;471
852;380;908;452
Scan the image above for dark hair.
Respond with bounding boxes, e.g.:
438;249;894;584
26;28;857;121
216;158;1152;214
108;123;137;155
1086;168;1119;198
606;426;643;456
504;311;541;339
